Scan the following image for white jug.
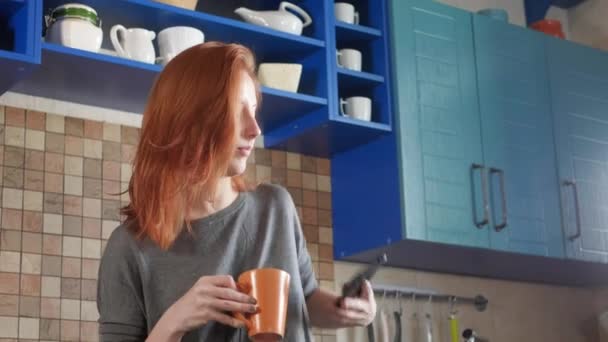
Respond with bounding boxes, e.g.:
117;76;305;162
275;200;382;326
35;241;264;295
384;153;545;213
110;25;156;64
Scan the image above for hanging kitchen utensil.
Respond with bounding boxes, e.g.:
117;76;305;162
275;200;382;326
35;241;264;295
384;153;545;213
448;297;459;342
421;295;433;342
393;293;402;342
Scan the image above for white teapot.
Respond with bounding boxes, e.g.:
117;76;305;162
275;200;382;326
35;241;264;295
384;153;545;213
110;25;156;64
234;1;312;36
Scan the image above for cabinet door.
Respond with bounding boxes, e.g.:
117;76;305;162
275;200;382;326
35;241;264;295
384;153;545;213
548;38;608;263
474;16;564;257
390;0;489;247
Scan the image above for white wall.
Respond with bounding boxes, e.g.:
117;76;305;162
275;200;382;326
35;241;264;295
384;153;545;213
568;0;608;50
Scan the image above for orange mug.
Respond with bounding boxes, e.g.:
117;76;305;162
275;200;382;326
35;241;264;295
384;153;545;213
234;268;291;340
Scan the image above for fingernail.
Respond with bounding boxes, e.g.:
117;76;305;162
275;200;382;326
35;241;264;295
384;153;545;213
249;297;257;304
249;305;257;313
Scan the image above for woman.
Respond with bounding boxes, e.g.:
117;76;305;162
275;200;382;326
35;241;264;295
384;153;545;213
97;42;376;341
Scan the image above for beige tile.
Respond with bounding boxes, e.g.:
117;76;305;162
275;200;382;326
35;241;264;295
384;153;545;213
81;259;99;280
43;192;63;214
44;152;63;174
25;149;45;171
301;156;316;172
23;211;42;233
82;238;101;259
121;182;129;202
41;255;61;277
102;161;121;181
0;273;20;295
25;129;45;151
102;200;120;220
61;278;80;299
0;230;21;251
287;152;301;170
42;234;61;256
102;220;119;240
83;139;102;159
0;105;4;124
79;280;95;302
21;232;42;254
83;178;102;198
302;173;317;190
26;110;45;130
4;127;24;147
84;120;103;140
82;218;101;239
256;165;271;183
61;319;80;341
0;316;18;338
319;227;333;244
83;198;101;218
61;299;80;320
41;276;60;298
64;175;83;196
4;146;24;168
121;163;132;182
45;114;64;133
121;144;136;163
3;166;23;188
19;296;40;317
0;295;19;316
40;318;60;339
24;170;44;191
21;253;42;274
103;141;121;162
102;180;120;200
64;196;83;216
45;132;65;153
40;298;60;319
121;126;139;145
64;156;83;176
1;209;21;231
62;237;82;258
317;175;331;192
65;136;84;156
62;257;81;279
23;190;43;212
43;214;62;234
0;252;20;273
2;189;22;209
63;215;82;236
81;300;99;321
65;117;84;137
81;321;99;342
103;122;121;142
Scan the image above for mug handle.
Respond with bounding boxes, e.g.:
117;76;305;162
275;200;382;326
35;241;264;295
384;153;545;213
339;98;348;116
110;25;128;57
280;2;313;28
354;11;360;25
336;51;343;68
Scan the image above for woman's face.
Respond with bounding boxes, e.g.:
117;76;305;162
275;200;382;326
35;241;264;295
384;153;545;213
227;71;261;177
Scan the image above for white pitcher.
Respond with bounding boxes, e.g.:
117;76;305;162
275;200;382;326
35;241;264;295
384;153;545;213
110;25;156;64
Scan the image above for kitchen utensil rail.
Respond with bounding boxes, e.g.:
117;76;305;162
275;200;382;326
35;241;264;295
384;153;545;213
372;284;489;312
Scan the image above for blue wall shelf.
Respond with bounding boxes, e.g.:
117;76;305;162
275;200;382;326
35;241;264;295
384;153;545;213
3;0;393;157
0;0;41;94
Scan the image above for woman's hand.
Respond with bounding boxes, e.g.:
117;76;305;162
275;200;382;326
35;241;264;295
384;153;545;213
336;280;377;326
147;275;258;341
306;280;377;329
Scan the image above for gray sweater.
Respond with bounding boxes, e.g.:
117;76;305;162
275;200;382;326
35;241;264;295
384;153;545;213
97;184;318;341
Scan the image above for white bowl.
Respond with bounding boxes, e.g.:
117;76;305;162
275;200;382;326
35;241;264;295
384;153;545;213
257;63;302;93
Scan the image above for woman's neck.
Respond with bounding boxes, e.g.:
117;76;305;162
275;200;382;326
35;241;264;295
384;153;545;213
187;177;238;220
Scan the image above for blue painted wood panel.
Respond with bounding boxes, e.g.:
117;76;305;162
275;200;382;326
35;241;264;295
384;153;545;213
390;0;489;248
473;16;564;257
548;37;608;263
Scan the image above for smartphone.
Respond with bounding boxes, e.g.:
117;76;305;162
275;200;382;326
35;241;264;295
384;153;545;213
338;253;387;302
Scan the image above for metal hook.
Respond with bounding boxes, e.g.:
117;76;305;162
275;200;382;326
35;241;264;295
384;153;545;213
398;292;403;314
449;296;457;315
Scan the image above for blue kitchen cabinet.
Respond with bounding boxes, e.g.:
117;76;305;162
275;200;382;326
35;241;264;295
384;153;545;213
334;0;566;259
0;0;41;94
391;0;489;248
547;37;608;263
474;15;564;257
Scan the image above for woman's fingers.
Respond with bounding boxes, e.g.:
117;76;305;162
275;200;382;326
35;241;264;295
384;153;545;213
207;310;246;329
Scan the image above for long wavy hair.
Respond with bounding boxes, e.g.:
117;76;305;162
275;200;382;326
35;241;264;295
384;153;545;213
122;42;261;250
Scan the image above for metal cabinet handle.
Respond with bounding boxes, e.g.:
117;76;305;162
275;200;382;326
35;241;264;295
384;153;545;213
563;180;582;241
490;167;508;231
472;163;489;228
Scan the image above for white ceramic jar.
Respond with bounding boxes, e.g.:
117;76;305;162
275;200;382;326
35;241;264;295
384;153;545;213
45;3;103;53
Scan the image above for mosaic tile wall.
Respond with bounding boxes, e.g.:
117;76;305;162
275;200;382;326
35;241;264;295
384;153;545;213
0;106;336;341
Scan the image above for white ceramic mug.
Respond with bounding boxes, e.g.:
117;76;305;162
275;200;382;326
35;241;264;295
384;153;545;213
337;48;362;71
157;26;205;65
110;25;156;64
340;96;372;121
335;2;359;24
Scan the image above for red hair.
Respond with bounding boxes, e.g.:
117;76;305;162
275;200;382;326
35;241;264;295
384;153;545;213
122;42;260;249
